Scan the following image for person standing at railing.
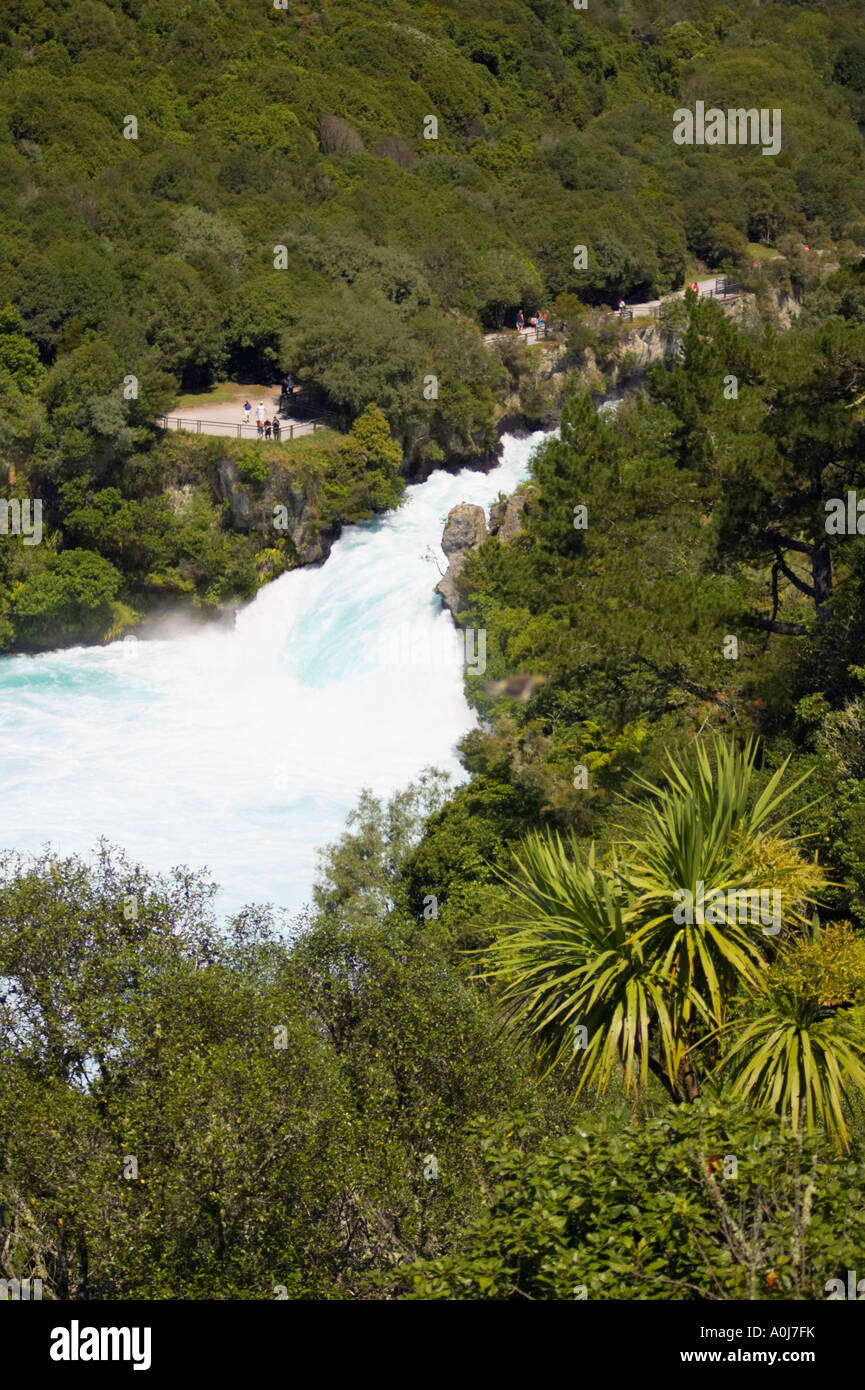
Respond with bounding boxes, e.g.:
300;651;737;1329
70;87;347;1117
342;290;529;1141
272;416;280;441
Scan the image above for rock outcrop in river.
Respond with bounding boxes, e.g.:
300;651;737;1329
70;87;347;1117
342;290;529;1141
435;503;487;616
436;488;533;617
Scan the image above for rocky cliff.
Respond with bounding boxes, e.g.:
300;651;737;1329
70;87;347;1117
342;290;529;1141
435;503;487;616
436;488;534;617
214;457;334;568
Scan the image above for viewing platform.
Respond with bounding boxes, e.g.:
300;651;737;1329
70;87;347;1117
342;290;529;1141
484;277;745;344
156;413;330;441
156;384;335;443
622;275;741;321
484;323;549;347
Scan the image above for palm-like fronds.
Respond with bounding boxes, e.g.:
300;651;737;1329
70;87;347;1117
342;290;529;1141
486;737;828;1106
486;833;686;1093
721;999;865;1150
618;739;824;1031
721;922;865;1149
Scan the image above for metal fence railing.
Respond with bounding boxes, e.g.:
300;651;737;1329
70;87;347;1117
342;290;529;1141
619;278;741;322
484;322;549;345
485;284;743;341
156;415;331;441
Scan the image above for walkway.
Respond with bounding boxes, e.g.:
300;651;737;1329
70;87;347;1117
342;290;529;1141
483;324;548;347
157;385;331;443
157;413;328;441
483;278;741;346
624;275;741;320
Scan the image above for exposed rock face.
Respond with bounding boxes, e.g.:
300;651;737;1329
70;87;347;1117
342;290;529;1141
437;492;533;615
435;503;487;616
214;458;333;565
605;289;802;385
617;323;670;371
768;288;802;332
216;458;252;529
442;503;487;557
489;490;529;543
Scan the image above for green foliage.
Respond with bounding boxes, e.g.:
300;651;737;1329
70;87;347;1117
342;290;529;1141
722;923;865;1148
484;740;845;1124
0;303;44;390
328;403;405;517
313;770;450;923
235;452;269;485
400;1101;865;1299
3;0;865;1303
10;549;122;647
1;0;864;650
0;842;562;1299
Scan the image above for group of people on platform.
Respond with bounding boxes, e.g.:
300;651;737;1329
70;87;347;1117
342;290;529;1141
242;398;281;439
515;308;549;334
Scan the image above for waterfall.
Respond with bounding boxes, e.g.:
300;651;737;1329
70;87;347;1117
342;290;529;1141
0;432;547;918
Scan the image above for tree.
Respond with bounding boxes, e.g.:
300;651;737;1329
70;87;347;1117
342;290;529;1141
313;771;451;922
10;550;122;647
40;337;135;473
483;739;863;1140
716;319;865;634
723;921;865;1148
649;294;760;470
0;304;44;391
222;274;295;380
0;844;560;1298
331;403;405;515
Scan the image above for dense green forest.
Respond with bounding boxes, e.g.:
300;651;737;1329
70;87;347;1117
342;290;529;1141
4;0;865;1303
4;0;865;649
6;261;865;1299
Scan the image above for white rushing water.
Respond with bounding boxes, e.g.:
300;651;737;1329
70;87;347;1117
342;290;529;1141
0;431;547;919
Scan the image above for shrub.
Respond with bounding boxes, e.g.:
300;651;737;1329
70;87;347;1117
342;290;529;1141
400;1101;865;1300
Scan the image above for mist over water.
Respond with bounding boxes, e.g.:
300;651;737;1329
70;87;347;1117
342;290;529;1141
0;432;546;920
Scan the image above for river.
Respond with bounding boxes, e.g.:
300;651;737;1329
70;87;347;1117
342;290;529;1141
0;431;547;920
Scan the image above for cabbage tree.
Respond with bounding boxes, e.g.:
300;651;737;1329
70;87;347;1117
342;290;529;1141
486;739;844;1124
